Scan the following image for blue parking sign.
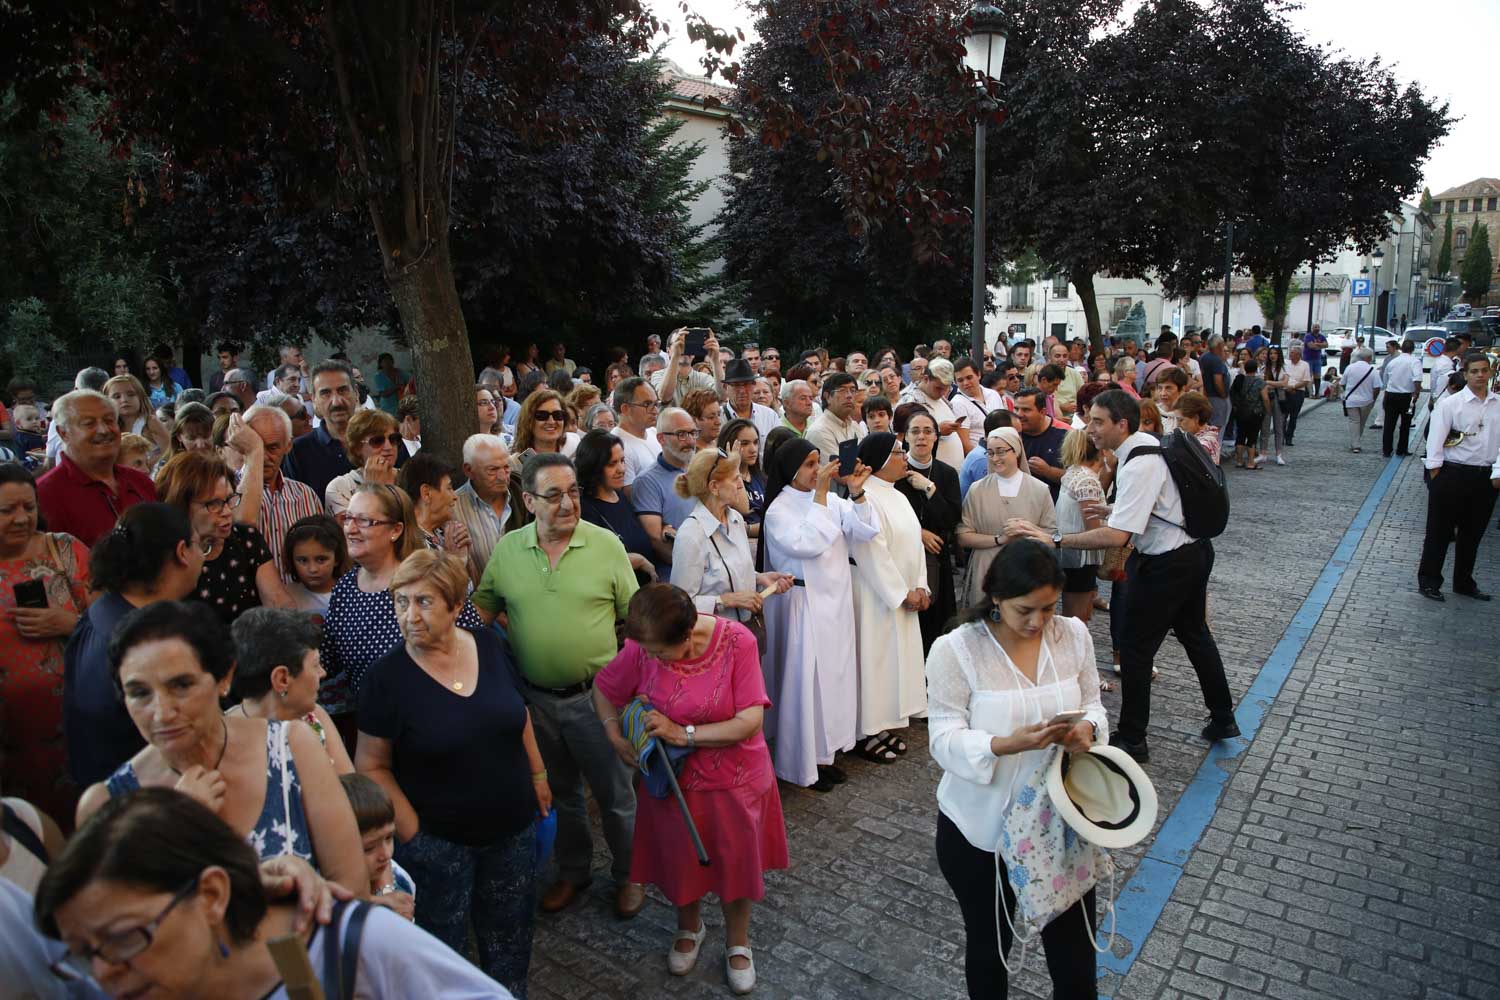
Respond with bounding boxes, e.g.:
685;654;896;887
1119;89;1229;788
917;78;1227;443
1351;278;1371;297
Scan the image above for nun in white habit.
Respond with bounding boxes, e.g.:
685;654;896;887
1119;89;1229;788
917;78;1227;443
759;437;878;791
849;432;929;763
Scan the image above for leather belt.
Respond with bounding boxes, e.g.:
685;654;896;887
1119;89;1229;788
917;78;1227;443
525;676;594;698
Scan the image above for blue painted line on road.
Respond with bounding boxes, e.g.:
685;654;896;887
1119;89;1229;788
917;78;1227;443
1098;454;1405;989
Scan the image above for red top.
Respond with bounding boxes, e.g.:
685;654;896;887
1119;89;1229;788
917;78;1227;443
35;453;157;546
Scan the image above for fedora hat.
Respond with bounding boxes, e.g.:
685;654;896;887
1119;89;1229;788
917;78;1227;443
1047;744;1158;849
723;358;757;383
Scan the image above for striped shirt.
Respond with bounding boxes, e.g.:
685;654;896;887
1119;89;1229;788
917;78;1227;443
258;473;323;579
453;481;513;585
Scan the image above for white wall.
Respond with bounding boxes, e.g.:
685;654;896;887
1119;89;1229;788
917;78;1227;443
195;326;408;385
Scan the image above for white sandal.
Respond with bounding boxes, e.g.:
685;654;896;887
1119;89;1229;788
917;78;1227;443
726;945;756;994
668;924;706;976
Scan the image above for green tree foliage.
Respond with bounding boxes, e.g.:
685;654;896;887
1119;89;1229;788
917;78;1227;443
1419;187;1434;216
1253;274;1299;328
1436;213;1454;277
0;90;172;392
1461;222;1493;302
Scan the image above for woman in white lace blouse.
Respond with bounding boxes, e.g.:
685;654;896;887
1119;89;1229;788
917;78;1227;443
926;540;1107;999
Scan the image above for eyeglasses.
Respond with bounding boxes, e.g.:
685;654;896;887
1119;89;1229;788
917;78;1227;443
336;513;397;529
533;409;566;423
365;433;402;449
194;492;242;514
625;399;660;411
708;447;729;479
527;486;582;506
51;879;197;981
987;447;1016;458
477;398;498;409
763;353;780;360
661;428;698;441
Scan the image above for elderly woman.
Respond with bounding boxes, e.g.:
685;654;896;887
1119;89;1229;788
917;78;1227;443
74;601;365;889
1176;391;1221;465
1111;357;1141;399
718;419;767;538
956;427;1056;609
752;375;779;413
682;388;723;450
575;429;657;581
582;401;617;432
669;448;792;643
513;388;579;458
892;407;961;653
104;374;170;464
39;788;512;999
228;607;354;774
398;452;470;558
321;482;484;733
325;408;401;516
1340;346;1382;453
593;584;788;994
0;462;91;823
357;550;549;997
156;451;291;625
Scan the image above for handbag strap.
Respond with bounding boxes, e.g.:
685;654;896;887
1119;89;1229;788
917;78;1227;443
321;898;372;1000
2;803;48;864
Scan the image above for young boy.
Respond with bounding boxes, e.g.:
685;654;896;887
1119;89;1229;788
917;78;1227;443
861;395;893;434
339;773;416;920
118;433;153;474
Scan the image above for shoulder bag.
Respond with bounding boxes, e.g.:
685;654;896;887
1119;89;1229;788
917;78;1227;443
708;533;767;653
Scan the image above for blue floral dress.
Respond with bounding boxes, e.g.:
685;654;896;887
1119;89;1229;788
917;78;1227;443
106;719;314;863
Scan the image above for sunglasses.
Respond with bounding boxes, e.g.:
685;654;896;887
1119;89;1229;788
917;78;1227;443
534;409;566;423
366;433;402;448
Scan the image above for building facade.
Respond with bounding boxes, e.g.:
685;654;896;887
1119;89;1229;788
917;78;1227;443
1430;178;1500;309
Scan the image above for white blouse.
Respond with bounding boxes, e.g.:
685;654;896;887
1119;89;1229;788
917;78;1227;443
926;616;1108;852
670;501;756;621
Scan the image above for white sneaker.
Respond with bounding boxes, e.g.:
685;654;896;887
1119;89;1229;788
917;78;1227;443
668;924;706;976
1275;455;1287;466
726;946;756;994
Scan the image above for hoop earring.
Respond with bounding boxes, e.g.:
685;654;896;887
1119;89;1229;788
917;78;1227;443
988;606;1002;623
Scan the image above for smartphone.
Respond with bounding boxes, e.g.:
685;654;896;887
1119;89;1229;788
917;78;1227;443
1046;710;1087;728
952;414;967;424
12;578;48;609
838;438;859;478
683;328;710;359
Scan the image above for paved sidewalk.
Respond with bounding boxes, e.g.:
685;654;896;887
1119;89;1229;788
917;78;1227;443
1111;418;1500;999
527;401;1499;999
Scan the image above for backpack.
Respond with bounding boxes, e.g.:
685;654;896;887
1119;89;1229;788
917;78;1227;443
1122;429;1229;539
1230;373;1265;420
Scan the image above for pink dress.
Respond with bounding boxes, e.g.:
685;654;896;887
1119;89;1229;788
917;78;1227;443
595;617;789;905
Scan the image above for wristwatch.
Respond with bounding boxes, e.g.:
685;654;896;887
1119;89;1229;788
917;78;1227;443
685;725;696;749
1052;531;1064;549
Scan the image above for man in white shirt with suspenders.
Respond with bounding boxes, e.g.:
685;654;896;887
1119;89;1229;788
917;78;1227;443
1010;389;1238;762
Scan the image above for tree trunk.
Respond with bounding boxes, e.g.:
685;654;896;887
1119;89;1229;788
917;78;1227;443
1072;268;1106;353
384;238;477;466
1269;267;1294;344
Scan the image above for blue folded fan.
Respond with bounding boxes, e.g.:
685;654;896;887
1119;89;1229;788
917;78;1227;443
618;697;710;866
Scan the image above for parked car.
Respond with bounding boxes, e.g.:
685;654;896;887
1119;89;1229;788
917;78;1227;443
1442;317;1493;347
1321;327;1392;375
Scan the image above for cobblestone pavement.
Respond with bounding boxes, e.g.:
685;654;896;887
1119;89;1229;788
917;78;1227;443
527;400;1500;1000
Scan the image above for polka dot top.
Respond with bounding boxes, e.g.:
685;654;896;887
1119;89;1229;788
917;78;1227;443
197;524;274;625
318;567;486;717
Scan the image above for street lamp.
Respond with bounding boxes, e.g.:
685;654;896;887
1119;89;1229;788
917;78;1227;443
1371;247;1385;333
963;4;1008;364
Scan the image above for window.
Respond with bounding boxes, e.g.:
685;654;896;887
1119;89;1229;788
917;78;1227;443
1459;199;1469;213
1489;197;1497;211
1109;297;1133;326
1456;230;1468;250
1008;284;1030;308
1446;201;1454;213
1051;275;1069;299
1051;323;1068;340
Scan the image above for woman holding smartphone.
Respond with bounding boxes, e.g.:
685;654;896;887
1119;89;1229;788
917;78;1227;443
927;540;1107;999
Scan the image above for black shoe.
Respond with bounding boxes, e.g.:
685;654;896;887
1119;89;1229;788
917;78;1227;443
1396;451;1410;456
1418;585;1446;602
1201;718;1241;742
1455;588;1492;601
817;764;848;785
1110;735;1149;763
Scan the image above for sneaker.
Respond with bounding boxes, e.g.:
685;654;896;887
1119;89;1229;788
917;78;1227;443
1201;718;1241;742
1275;455;1286;466
1109;735;1150;762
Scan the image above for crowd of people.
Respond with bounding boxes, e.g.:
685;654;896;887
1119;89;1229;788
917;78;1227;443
0;318;1487;1000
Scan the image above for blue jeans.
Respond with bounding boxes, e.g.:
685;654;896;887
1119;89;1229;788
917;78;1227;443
396;823;537;998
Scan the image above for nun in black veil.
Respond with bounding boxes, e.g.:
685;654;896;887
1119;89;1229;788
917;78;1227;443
757;437;877;792
891;405;962;652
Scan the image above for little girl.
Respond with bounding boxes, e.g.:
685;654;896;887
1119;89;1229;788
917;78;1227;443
281;514;349;621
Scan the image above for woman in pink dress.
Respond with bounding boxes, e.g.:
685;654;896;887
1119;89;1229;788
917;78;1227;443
594;583;788;995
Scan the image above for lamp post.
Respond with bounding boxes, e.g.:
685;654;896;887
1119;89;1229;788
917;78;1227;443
963;4;1008;365
1371;247;1385;336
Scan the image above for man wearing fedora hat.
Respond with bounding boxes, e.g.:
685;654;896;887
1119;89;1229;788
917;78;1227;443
721;358;779;441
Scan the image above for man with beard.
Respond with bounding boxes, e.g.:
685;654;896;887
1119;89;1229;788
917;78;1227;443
632;406;700;578
281;360;381;500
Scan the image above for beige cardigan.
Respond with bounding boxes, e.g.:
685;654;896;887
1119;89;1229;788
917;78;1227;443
957;473;1058;608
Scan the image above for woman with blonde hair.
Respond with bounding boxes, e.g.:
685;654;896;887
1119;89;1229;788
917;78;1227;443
1054;429;1108;623
512;387;579;457
566;382;603;418
670;447;792;634
325;408;401;516
955;427;1056;608
103;373;170;463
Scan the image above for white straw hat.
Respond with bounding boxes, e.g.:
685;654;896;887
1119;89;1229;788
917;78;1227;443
1047;745;1158;849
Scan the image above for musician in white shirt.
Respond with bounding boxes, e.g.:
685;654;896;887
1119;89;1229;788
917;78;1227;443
1418;352;1500;602
1380;340;1423;457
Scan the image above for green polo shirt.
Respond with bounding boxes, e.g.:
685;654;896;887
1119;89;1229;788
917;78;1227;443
471;520;638;688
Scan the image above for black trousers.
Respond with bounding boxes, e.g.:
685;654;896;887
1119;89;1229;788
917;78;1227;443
935;812;1097;1000
1281;389;1307;442
1418;464;1499;593
1118;540;1235;744
1381;392;1414;455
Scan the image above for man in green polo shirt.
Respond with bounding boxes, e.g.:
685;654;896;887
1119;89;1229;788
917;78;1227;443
471;453;644;918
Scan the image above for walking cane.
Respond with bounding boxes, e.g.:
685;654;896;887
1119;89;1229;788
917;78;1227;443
656;741;711;867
